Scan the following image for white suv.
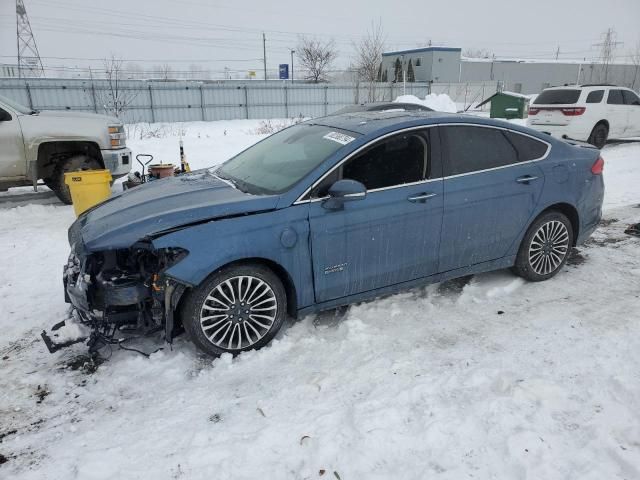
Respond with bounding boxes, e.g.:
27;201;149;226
527;85;640;148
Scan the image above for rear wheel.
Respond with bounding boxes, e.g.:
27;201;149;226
180;264;287;357
588;123;608;149
47;155;102;205
513;211;574;282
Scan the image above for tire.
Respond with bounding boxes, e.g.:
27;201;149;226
47;155;102;205
180;264;287;357
512;211;574;282
587;123;608;149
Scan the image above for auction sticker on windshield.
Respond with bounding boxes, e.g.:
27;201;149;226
323;131;355;145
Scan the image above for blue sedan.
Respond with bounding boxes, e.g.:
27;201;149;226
62;111;604;356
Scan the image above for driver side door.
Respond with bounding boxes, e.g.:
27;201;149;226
305;128;444;303
0;106;27;179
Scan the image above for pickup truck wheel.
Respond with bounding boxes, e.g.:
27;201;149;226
48;155;101;205
588;123;608;149
181;264;287;357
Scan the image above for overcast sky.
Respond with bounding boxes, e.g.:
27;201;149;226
1;0;639;78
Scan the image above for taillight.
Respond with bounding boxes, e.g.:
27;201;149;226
591;156;604;175
528;107;540;115
561;107;586;116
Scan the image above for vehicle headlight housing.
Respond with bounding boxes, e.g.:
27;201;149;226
108;124;126;148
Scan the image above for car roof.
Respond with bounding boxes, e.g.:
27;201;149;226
330;102;433;115
543;84;630;91
306;110;545;138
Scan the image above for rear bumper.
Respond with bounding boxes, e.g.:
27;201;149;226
101;147;132;178
527;123;590;142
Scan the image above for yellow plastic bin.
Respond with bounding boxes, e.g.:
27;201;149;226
64;169;113;217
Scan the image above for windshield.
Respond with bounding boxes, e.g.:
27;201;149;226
533;89;581;105
215;124;359;195
0;94;34;114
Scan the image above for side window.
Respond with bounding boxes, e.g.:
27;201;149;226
310;170;339;199
441;126;518;176
586;90;604;103
607;90;624;105
622;90;640;106
504;131;548;161
0;108;12;121
342;132;428;190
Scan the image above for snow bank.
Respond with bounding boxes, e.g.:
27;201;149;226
394;93;457;113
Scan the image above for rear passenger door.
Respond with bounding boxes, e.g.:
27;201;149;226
622;90;640;137
438;125;548;272
606;89;628;137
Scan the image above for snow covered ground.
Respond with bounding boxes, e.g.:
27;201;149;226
1;119;640;479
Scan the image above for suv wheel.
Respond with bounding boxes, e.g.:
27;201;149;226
47;155;102;205
588;123;608;149
513;211;574;282
180;264;288;357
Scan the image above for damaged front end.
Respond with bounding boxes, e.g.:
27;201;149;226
42;241;188;354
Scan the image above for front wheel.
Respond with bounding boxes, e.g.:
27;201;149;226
47;155;102;205
180;264;287;356
513;211;574;282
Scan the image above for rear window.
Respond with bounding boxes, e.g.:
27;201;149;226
504;131;548;161
533;89;581;105
586;90;604;103
441;126;518;176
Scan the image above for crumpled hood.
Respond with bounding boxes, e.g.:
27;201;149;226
71;171;279;251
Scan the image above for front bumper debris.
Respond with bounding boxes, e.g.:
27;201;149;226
42;245;187;355
40;314;89;354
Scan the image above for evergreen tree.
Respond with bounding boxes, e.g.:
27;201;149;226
407;59;415;82
394;58;402;83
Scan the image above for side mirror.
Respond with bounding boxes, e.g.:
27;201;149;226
0;109;11;122
322;179;366;210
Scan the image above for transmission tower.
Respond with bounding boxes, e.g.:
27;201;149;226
593;28;623;83
16;0;45;78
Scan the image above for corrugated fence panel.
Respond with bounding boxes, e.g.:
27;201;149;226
247;86;286;119
0;79;499;122
203;86;245;121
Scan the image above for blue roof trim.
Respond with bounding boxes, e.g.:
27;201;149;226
382;47;461;56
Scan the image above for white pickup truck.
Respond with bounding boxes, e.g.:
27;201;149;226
0;94;131;204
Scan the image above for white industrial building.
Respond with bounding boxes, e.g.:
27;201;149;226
380;47;640;94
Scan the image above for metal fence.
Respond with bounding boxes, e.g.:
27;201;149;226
0;78;499;124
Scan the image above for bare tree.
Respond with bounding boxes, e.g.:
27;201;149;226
158;63;173;80
296;36;338;83
96;55;138;119
354;20;385;101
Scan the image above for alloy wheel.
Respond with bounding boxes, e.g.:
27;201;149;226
199;275;278;350
528;220;570;275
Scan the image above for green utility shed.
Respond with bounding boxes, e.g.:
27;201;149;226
476;91;531;119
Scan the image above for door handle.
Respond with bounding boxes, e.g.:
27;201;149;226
407;192;437;203
516;175;539;184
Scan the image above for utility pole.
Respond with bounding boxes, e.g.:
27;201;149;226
16;0;44;78
262;32;267;81
290;49;295;83
593;28;623;83
401;54;406;95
